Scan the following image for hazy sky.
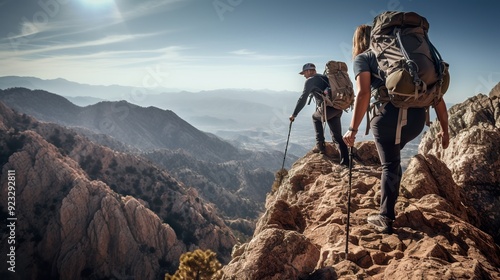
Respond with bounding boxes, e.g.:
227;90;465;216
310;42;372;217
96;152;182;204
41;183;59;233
1;0;499;103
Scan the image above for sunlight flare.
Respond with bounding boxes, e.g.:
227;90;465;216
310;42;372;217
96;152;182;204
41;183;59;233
81;0;114;7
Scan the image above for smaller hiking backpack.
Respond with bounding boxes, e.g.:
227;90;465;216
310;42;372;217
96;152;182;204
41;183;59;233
322;60;355;111
370;11;450;144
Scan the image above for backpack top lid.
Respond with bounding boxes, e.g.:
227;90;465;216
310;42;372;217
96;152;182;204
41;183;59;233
325;60;348;73
371;11;429;36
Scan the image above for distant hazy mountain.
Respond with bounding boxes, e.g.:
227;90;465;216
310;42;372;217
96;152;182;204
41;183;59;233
0;87;239;160
0;87;294;222
66;96;107;106
132;88;328;161
0;75;181;99
0;76;314;157
0;76;451;166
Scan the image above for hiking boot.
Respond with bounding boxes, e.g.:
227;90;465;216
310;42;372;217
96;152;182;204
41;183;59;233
367;214;393;234
313;142;326;154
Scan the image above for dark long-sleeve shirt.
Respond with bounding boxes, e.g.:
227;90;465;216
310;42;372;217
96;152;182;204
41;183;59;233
292;73;329;117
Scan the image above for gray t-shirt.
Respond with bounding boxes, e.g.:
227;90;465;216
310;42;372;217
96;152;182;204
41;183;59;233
352;50;385;91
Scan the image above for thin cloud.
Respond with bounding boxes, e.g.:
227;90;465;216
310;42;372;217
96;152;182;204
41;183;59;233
7;19;54;40
0;45;189;72
231;49;257;55
229;49;313;61
5;8;123;48
4;34;135;56
119;0;186;21
2;31;174;57
82;46;192;67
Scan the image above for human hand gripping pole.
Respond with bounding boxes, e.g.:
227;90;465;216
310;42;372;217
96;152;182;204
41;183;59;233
343;127;357;147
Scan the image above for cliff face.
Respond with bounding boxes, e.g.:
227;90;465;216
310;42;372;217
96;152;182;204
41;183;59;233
220;88;500;279
420;86;500;244
0;103;237;279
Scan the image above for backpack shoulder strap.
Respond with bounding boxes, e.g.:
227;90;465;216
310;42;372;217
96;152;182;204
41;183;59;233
319;75;329;86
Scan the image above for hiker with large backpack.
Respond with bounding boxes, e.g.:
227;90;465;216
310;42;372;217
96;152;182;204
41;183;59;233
289;63;350;167
342;13;450;234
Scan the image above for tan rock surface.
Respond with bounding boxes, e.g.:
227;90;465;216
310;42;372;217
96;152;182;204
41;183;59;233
0;103;236;279
222;89;500;279
420;88;500;244
0;129;186;279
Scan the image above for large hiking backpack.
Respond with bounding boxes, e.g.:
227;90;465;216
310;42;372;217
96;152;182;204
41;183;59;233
370;11;450;144
321;60;355;111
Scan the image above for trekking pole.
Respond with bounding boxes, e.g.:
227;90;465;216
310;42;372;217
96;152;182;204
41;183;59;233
280;121;293;172
322;103;327;132
345;146;354;260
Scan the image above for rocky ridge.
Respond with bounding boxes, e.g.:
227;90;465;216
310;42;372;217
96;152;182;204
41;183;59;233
420;86;500;244
0;102;237;279
220;86;500;279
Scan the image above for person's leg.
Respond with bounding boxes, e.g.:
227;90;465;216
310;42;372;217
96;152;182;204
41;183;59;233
326;108;349;165
373;137;401;221
312;110;325;153
368;104;427;232
368;103;401;232
400;107;426;148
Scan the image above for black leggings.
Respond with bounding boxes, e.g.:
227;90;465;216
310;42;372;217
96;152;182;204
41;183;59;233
312;106;350;165
371;103;426;220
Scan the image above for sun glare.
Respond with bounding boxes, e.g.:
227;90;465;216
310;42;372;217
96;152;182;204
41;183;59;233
82;0;114;6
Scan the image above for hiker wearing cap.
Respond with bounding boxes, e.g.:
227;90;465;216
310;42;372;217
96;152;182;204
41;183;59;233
343;24;450;234
289;63;350;167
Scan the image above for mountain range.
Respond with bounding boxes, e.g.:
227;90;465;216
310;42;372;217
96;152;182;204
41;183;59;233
0;75;329;157
0;75;498;279
0;87;296;228
0;82;303;278
0;76;176;99
0;75;454;168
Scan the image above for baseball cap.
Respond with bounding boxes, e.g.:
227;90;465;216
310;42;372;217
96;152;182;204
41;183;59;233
299;63;316;74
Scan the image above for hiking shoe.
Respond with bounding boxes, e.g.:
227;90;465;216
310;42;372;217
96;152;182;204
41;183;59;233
313;142;326;154
367;214;393;234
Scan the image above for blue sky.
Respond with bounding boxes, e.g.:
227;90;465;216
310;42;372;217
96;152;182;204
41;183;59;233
1;0;499;104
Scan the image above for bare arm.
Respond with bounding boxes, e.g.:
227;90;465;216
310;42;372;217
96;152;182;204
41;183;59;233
434;98;449;149
343;71;371;147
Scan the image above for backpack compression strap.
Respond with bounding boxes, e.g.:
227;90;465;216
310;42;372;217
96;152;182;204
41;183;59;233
395;108;408;145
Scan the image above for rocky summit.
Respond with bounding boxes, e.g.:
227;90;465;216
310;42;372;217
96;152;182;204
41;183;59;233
221;86;500;279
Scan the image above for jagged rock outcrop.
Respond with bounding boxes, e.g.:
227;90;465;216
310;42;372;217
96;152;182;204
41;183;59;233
221;90;500;279
0;130;184;279
0;103;238;279
420;84;500;244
